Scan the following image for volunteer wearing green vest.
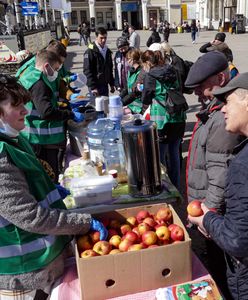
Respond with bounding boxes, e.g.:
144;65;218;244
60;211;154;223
0;75;107;299
141;50;186;190
120;49;143;114
17;49;84;183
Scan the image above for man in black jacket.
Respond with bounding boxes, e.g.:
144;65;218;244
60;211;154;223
83;27;115;96
188;73;248;299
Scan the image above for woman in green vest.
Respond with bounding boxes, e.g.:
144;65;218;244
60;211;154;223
120;49;143;114
141;50;186;190
0;75;107;299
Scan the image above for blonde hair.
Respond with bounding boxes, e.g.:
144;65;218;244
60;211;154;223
160;42;173;56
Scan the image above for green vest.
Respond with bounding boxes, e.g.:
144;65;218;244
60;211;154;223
17;65;65;145
0;134;71;275
150;80;186;130
127;68;142;114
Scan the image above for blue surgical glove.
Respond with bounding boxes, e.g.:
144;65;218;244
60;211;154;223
56;184;70;199
71;86;81;94
70;74;77;82
90;219;108;241
70;93;80;101
73;111;84;123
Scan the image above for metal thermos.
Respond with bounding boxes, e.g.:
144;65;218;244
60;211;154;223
121;119;162;197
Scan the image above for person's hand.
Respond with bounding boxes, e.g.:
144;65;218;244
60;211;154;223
56;184;70;199
73;111;84;123
110;86;115;93
70;93;80;101
188;203;210;238
91;89;99;97
90;219;108;240
69;74;77;82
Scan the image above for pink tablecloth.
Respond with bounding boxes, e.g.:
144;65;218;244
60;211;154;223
50;253;208;300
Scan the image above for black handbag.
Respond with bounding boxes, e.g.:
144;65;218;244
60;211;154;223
164;89;188;114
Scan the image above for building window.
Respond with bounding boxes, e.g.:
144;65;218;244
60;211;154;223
80;10;87;23
71;11;78;25
96;12;103;24
106;12;112;19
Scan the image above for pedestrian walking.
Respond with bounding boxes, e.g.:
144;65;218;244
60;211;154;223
128;25;140;49
197;20;200;37
83;27;115;96
231;17;237;34
162;22;170;42
190;19;197;44
146;27;161;47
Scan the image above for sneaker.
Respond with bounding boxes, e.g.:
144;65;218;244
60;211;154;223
192;40;195;44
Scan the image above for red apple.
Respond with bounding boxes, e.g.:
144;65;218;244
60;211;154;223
156;207;173;223
120;224;132;235
124;231;139;243
136;210;150;223
140;242;148;249
119;239;133;252
168;224;178;232
187;200;203;217
77;235;92;251
80;249;99;258
170;225;185;241
109;249;121;255
89;231;100;244
108;228;119;239
128;244;143;251
93;241;112;255
126;216;137;227
142;231;157;246
156;225;170;241
143;217;157;228
109;235;122;248
138;222;152;235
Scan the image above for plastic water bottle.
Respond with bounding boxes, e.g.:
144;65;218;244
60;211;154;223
108;95;123;129
103;129;127;184
95;96;109;119
87;118;114;164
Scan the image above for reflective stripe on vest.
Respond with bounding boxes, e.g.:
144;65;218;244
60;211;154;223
23;125;64;135
0;235;56;258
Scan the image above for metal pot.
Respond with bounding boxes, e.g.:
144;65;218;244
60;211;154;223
121;119;162;197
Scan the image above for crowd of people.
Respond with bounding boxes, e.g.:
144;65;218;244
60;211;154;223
0;22;246;300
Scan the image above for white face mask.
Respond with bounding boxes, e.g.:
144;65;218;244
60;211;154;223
45;64;58;82
0;120;19;137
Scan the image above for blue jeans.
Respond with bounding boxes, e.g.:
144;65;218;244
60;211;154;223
159;138;181;190
191;31;196;42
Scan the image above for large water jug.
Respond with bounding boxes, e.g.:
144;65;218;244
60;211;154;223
103;129;127;183
108;96;123;129
87;118;114;164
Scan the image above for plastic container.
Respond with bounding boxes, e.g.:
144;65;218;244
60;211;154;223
70;175;114;207
103;129;127;183
108;96;123;129
71;73;88;88
95;96;109;119
87;118;114;163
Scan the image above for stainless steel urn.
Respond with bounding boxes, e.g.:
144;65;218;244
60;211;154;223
121;119;162;197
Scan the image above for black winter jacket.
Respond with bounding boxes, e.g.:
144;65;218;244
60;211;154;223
203;139;248;298
83;42;114;90
146;32;161;47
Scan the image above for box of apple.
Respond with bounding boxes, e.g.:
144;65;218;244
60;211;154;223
75;203;192;300
78;207;185;257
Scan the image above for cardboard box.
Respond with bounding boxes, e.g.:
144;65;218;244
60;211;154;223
76;203;192;300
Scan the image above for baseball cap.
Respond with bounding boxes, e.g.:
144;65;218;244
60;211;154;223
185;51;228;88
213;73;248;100
148;43;162;52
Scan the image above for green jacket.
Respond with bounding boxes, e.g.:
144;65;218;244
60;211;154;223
17;64;65;145
0;134;71;275
127;67;142;114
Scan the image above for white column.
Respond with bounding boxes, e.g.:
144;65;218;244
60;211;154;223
219;0;223;23
115;0;122;30
142;0;148;29
89;0;96;19
44;0;48;24
212;0;216;21
14;0;21;25
52;9;56;22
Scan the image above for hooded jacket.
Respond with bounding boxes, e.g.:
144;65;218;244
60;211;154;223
187;98;241;213
146;31;161;47
199;41;233;62
83;42;114;90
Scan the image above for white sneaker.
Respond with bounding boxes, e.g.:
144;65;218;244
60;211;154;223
192;40;195;44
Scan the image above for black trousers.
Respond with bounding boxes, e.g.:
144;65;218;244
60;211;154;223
188;226;233;300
